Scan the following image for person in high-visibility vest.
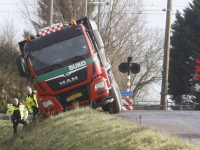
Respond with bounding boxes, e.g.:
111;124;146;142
26;86;40;120
7;98;28;134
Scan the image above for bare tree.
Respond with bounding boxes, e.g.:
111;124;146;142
0;19;31;112
17;0;95;34
99;0;164;99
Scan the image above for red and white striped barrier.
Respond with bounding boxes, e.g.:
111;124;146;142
121;99;133;111
122;106;133;110
122;99;133;105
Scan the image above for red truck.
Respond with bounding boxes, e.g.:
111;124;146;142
16;17;122;116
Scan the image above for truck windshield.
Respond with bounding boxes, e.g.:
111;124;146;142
29;34;90;76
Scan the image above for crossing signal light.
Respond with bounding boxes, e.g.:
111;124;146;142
130;63;140;74
119;62;129;73
119;62;140;74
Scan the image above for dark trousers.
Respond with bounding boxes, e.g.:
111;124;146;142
32;107;40;120
13;120;28;134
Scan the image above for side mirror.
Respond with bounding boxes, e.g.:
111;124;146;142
16;56;27;77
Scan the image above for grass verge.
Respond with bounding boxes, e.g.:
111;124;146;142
0;107;199;150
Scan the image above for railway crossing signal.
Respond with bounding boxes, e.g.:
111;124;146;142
118;57;140;74
118;57;140;98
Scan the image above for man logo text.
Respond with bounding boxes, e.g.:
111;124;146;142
59;76;78;86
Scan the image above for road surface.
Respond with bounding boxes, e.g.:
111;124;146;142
114;110;200;147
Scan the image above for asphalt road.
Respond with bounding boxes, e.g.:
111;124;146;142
114;110;200;147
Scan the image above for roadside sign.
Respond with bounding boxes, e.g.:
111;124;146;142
120;91;133;96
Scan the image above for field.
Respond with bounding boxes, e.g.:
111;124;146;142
0;107;199;150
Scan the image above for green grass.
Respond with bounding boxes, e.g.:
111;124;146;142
0;107;199;150
0;120;13;139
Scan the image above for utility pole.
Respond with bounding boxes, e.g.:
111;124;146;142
160;0;172;110
84;0;87;16
98;0;101;29
47;0;53;26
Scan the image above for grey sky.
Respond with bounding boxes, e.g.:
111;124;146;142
0;0;193;34
143;0;192;28
0;0;193;28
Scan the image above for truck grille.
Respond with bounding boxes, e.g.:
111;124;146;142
46;67;87;91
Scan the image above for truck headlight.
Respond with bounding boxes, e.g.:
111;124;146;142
42;100;54;108
95;81;106;91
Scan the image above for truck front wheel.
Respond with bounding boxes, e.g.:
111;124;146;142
108;82;122;114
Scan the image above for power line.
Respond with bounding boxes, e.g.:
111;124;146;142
0;11;25;12
0;3;190;8
0;3;37;5
0;11;167;15
0;11;196;16
100;13;176;15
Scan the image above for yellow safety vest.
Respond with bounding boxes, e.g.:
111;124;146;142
26;91;39;113
7;103;28;120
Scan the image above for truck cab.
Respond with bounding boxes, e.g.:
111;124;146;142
16;17;122;116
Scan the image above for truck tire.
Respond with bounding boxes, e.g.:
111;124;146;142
102;104;109;111
108;82;122;114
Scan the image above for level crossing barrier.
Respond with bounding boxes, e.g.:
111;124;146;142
120;91;134;111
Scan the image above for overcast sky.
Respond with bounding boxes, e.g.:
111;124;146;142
0;0;193;29
143;0;192;28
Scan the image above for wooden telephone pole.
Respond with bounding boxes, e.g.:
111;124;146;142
160;0;172;110
47;0;53;26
